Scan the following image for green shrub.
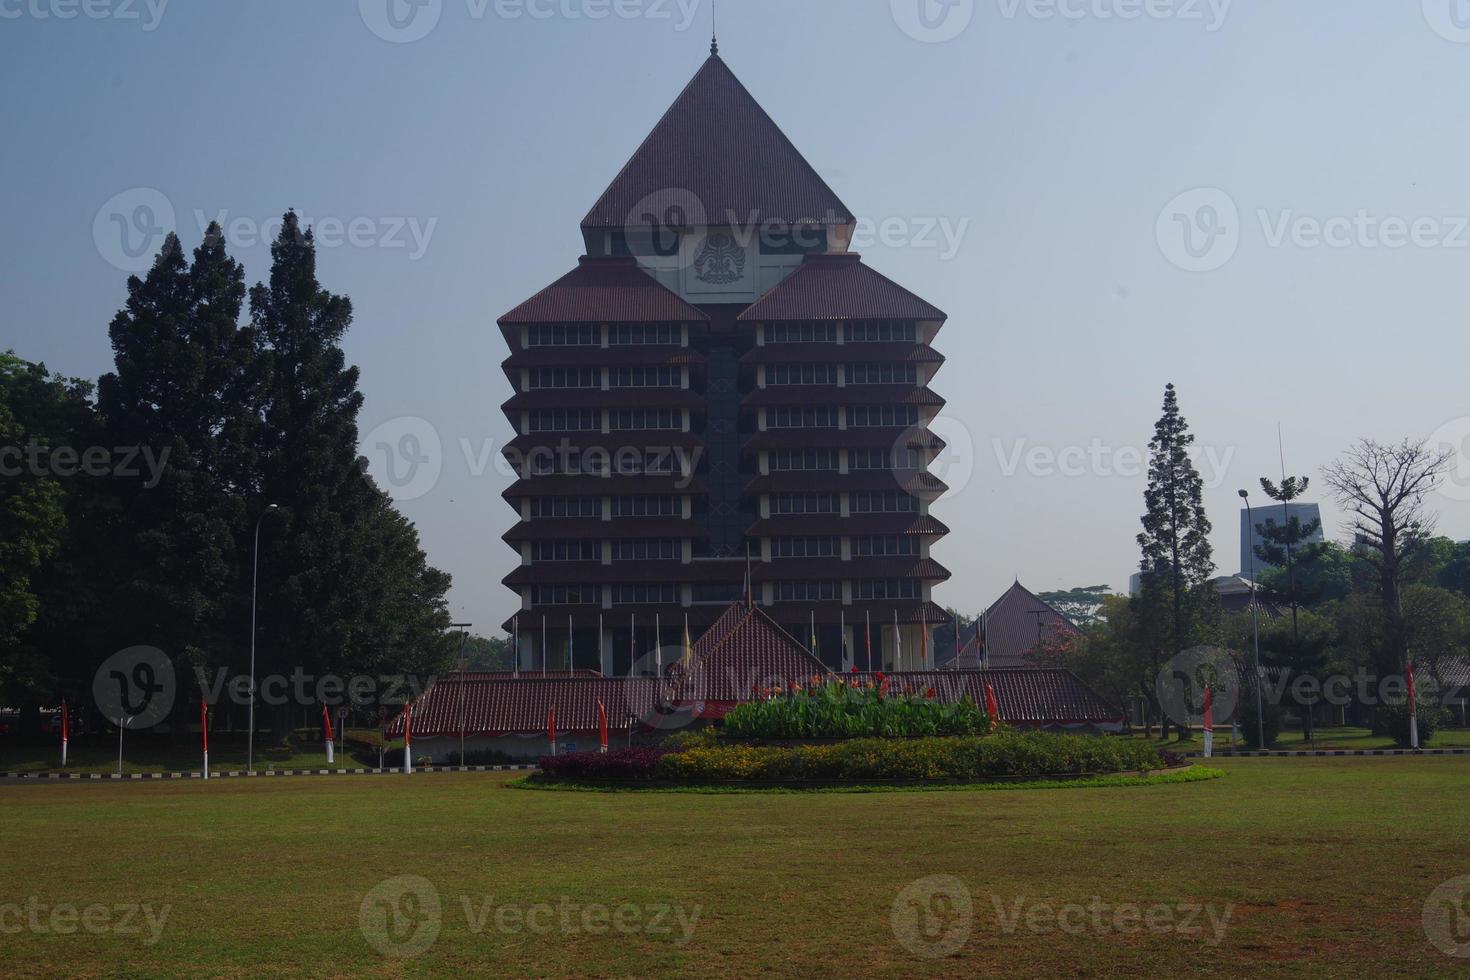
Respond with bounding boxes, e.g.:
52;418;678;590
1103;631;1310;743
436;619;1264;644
1236;681;1283;749
721;676;991;740
649;732;1170;784
1374;699;1448;748
661;728;721;752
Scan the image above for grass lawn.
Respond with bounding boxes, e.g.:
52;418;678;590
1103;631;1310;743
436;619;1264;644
3;757;1469;977
1136;725;1470;753
0;730;384;775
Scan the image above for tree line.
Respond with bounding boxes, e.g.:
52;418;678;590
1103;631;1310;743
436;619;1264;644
1040;383;1462;746
0;214;454;736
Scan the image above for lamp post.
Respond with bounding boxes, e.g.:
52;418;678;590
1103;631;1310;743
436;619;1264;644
1239;489;1265;750
247;504;279;774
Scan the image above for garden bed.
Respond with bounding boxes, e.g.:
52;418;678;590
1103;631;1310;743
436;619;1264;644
529;731;1190;789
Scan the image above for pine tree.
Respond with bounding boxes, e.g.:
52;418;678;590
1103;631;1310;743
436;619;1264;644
1137;383;1217;738
249;213;453;726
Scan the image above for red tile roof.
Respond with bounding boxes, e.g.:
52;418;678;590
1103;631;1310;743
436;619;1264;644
737;253;947;322
847;670;1123;727
498;257;708;325
581;55;854;230
670;602;829;704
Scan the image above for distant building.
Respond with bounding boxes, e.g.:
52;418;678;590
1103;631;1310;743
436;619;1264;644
940;581;1083;670
1240;503;1323;581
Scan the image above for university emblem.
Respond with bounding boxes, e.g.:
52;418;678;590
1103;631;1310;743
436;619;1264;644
692;232;745;284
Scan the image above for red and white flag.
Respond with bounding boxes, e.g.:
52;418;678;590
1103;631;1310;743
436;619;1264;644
548;706;557;756
200;701;209;779
60;699;69;768
597;700;608;754
984;681;1001;725
322;704;335;765
1202;685;1214;758
403;701;413;774
1408;660;1419;749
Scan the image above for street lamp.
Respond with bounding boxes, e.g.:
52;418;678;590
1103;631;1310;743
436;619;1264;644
248;504;279;774
1239;489;1265;750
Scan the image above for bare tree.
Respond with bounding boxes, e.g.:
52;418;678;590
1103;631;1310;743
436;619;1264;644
1321;439;1452;675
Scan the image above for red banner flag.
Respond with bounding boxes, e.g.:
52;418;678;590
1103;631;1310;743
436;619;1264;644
200;700;209;779
1408;660;1420;749
403;701;414;774
322;704;334;742
597;700;608;754
1202;685;1214;758
60;699;69;768
921;625;928;663
1408;660;1417;713
985;681;1001;723
548;706;558;755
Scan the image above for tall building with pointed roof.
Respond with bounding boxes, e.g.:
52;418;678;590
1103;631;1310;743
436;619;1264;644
499;50;951;674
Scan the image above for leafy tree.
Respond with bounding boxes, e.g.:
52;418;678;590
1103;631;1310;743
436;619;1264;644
1322;439;1452;678
1136;383;1217;738
1258;541;1359;606
1036;585;1110;629
461;634;515;671
1433;539;1470;597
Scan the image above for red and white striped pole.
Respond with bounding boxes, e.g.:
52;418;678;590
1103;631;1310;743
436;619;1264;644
548;706;557;757
597;700;608;754
1202;685;1214;759
60;699;68;769
1408;660;1419;750
403;701;413;774
322;704;335;765
985;681;1000;726
200;700;209;779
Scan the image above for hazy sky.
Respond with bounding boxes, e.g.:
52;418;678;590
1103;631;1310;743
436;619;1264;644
5;0;1470;633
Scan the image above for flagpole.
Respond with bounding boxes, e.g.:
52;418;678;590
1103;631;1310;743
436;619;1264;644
655;613;662;676
865;610;872;671
322;704;335;765
599;612;604;676
513;614;520;677
840;608;846;670
893;609;901;671
567;613;573;672
541;615;547;677
60;699;68;769
200;701;207;780
629;612;636;677
403;701;413;775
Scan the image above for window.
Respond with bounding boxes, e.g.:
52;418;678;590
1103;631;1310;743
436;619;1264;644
854;535;919;557
692;583;745;604
610;408;679;431
610;323;680;345
847;363;917;385
532;540;600;562
768;364;836;385
611;539;681;561
611;366;679;387
768;407;837;429
774;580;839;602
853;579;921;600
526;324;599;347
528;409;598;432
610;449;678;476
851;492;919;514
527;367;599;389
766;321;837;343
613;583;679;605
530;497;600;519
771;493;839;515
530;584;601;605
846;320;917;343
768;449;840;472
848;405;920;427
611;496;681;517
771;536;841;558
850;448;923;471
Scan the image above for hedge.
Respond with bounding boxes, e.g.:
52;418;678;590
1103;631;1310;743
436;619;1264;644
721;676;991;739
534;732;1177;785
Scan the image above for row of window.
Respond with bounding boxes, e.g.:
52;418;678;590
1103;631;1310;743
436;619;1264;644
527;409;682;432
525;324;682;348
528;493;918;519
769;492;920;514
766;448;924;471
763;321;920;344
527;536;920;563
764;405;921;429
527;580;922;606
529;496;682;519
522;449;681;478
765;363;918;385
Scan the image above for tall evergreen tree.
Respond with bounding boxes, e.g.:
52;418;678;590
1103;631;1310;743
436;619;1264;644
96;228;256;691
249;213;452;728
1136;383;1216;738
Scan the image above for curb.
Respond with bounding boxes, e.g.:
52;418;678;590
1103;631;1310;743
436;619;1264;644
1183;747;1470;758
0;765;539;782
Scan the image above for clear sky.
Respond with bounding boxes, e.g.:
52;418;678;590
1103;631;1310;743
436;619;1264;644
4;0;1470;633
